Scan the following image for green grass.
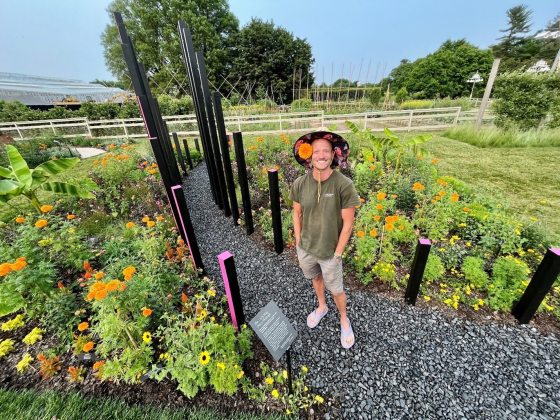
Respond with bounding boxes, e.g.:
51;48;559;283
425;135;560;244
443;124;560;148
0;388;285;420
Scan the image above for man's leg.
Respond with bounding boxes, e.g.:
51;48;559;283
312;274;328;312
332;291;349;329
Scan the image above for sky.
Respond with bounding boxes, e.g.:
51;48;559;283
0;0;558;84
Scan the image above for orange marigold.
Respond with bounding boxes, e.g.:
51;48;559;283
94;289;108;301
82;341;94;353
376;204;383;211
142;308;153;317
122;266;136;281
0;263;11;277
369;229;378;238
67;214;76;220
106;279;120;292
94;272;104;280
126;222;135;229
10;260;27;271
15;216;25;224
35;219;48;229
373;215;381;222
451;193;460;202
141;216;150;223
146;221;155;228
385;223;395;232
356;231;365;238
93;361;105;371
412;182;425;192
298;143;313;160
40;204;53;213
376;192;386;201
78;322;89;332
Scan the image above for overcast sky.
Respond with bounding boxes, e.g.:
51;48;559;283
0;0;558;84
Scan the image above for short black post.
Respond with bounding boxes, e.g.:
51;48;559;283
405;238;432;305
217;251;245;330
268;169;283;254
172;132;187;175
182;138;193;169
286;349;293;395
512;248;560;324
233;131;254;235
194;137;201;154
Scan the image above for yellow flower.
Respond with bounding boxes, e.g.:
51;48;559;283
142;331;152;344
376;192;386;201
217;362;225;370
265;377;274;385
40;204;53;213
146;220;155;228
412;182;425;191
315;395;324;404
156;215;164;222
16;353;34;373
301;365;308;374
199;351;211;365
423;295;431;301
126;222;135;229
141;216;150;223
271;389;279;399
282;370;288;379
237;370;244;379
207;289;216;297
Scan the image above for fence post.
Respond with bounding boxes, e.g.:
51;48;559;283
194;137;200;154
404;238;432;305
268;169;283;254
237;116;242;132
453;107;461;126
50;121;57;135
321;110;324;129
407;110;413;132
364;113;368;130
182;138;193;170
279;114;282;132
14;122;24;139
512;248;560;324
233;131;254;235
172;132;187;175
85;118;93;138
217;251;245;330
122;119;129;138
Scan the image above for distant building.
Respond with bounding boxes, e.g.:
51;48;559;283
534;30;560;40
0;72;132;109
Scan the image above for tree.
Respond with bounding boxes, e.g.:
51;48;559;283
498;5;533;48
228;18;314;104
389;40;494;98
101;0;239;95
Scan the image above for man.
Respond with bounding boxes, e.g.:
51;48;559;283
290;131;360;349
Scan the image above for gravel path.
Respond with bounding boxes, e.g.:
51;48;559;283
184;163;560;419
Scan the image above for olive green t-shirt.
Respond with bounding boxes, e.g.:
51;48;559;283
290;170;360;259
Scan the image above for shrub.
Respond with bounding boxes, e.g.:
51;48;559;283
291;99;312;112
488;256;530;311
423;254;445;283
461;256;488;288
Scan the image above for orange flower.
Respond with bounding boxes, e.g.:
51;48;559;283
356;231;365;238
0;263;11;277
123;266;136;281
106;279;120;292
298;143;313;160
391;194;397;199
126;222;135;229
141;216;150;223
369;165;376;170
376;204;383;211
181;292;188;303
119;282;127;292
93;361;105;371
385;215;399;224
83;261;92;271
463;207;471;213
156;215;164;222
451;193;460;202
10;260;27;271
142;308;153;317
35;219;48;229
412;182;425;192
359;197;365;203
94;289;108;301
83;341;94;352
57;281;65;289
146;221;155;228
376;192;386;201
385;223;395;232
369;229;378;238
431;158;439;164
436;178;448;186
78;322;89;332
367;155;375;162
84;272;92;279
66;214;76;220
438;191;446;196
94;272;104;280
40;204;53;213
15;216;25;224
373;215;381;222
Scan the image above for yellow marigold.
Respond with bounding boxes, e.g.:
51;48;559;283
271;389;280;399
376;192;386;201
35;219;48;229
376;204;383;210
207;289;216;297
82;341;94;353
356;231;365;238
369;229;378;238
412;182;425;191
126;222;135;229
156;215;164;222
451;192;460;202
141;216;150;223
298;143;313;160
106;279;120;292
146;221;155;228
15;216;26;224
385;223;395;232
237;370;244;379
40;205;53;213
217;362;225;370
314;395;324;404
94;272;104;280
77;322;89;332
142;307;153;317
66;214;76;220
373;215;381;222
265;377;274;385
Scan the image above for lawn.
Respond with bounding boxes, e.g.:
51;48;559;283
425;135;560;244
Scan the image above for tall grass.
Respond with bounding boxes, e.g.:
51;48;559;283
443;124;560;148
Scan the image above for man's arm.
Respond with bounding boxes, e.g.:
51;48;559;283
293;201;303;246
334;207;356;256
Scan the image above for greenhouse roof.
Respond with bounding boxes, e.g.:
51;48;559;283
0;72;131;106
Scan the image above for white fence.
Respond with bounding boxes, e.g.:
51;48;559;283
0;108;494;141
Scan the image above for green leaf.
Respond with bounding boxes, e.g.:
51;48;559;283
0;283;26;317
6;145;32;188
30;169;49;188
0;166;12;178
0;179;21;195
34;157;80;176
42;181;95;199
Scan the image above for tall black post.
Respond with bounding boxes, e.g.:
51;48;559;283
213;92;239;226
194;137;201;153
233;132;254;235
182;138;193;170
172;132;187;175
217;251;246;330
512;248;560;324
405;239;432;305
268;169;283;254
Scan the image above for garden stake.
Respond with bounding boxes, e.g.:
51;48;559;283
405;238;432;305
512;248;560;324
233;131;254;235
217;251;245;330
172;132;187;176
268;169;284;254
182;138;193;170
213;91;240;226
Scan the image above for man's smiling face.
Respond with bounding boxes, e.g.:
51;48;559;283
311;138;334;171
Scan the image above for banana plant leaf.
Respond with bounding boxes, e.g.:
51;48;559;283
42;181;95;199
6;145;32;189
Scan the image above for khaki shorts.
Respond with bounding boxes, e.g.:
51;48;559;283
296;245;344;294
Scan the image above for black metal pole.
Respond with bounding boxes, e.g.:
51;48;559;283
182;138;193;170
268;169;283;254
405;238;432;305
233;132;254;235
217;251;246;330
512;248;560;324
172;132;187;176
213;91;239;226
194;137;201;154
286;349;293;395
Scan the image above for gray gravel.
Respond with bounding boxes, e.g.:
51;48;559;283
184;163;560;419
